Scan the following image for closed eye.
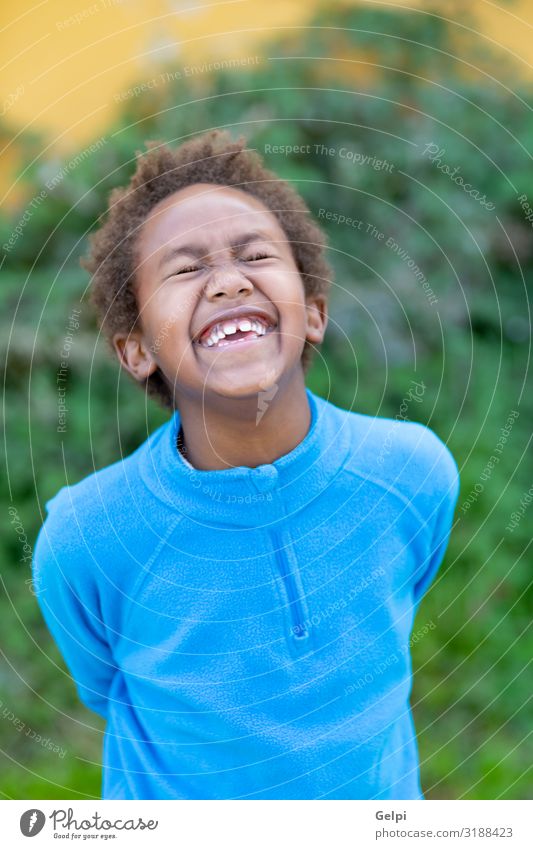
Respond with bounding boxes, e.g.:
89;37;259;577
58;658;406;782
168;252;272;278
243;252;271;262
175;264;200;274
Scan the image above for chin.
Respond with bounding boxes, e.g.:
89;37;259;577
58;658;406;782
208;363;282;400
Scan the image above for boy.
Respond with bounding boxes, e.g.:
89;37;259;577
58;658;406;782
33;129;460;800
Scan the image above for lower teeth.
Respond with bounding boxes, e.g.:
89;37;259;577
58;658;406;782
217;332;258;347
207;330;263;348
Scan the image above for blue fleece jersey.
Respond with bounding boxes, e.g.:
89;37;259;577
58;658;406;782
32;388;460;800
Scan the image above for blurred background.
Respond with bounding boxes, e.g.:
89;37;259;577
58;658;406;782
1;0;532;800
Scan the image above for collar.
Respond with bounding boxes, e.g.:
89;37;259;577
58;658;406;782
138;388;353;527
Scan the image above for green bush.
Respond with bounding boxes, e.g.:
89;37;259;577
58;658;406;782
1;4;531;799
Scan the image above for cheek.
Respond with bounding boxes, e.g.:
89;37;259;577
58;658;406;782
270;271;306;310
142;298;194;359
282;287;308;325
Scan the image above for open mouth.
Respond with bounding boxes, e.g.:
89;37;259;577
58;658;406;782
195;315;277;350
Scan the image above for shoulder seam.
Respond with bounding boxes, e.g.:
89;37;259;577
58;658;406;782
119;512;186;635
341;464;431;540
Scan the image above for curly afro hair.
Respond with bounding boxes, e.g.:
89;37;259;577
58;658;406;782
82;129;333;409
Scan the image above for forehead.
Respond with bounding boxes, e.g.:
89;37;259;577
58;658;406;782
139;183;288;256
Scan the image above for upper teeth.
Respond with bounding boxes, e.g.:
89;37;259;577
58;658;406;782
201;317;270;347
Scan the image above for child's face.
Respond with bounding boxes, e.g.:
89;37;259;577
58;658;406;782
114;183;327;406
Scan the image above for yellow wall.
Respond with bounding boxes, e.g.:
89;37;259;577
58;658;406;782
1;0;532;204
1;0;316;149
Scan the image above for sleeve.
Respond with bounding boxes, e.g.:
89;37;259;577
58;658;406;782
32;488;117;719
412;435;460;609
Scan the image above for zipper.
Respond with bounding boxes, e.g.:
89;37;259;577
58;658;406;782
271;526;309;643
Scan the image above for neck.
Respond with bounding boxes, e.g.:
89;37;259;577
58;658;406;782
175;371;311;471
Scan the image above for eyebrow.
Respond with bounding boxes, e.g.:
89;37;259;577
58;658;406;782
158;231;275;270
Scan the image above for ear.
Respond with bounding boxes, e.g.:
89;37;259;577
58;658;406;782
304;295;328;345
112;330;159;382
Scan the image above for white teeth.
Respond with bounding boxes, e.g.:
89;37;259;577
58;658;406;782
200;315;271;347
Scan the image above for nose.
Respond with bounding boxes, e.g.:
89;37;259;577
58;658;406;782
204;264;254;300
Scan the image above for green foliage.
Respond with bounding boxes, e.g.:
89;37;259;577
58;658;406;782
1;4;531;799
